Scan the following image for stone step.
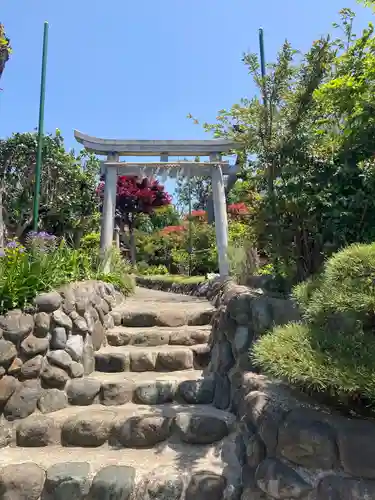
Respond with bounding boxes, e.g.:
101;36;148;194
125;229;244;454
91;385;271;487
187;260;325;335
106;325;211;347
1;403;235;450
90;370;216;405
119;300;215;328
95;344;210;373
0;372;217;423
0;435;241;499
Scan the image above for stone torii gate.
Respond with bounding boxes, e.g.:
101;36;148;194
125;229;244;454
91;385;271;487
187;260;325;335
74;130;239;276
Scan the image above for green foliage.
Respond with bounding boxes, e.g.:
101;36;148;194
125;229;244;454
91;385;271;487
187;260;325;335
135;215;252;276
135;220;215;275
0;131;100;241
252;243;375;404
357;0;375;11
135;206;181;233
228;243;259;284
0;237;133;314
190;8;375;285
136;263;169;276
292;274;324;314
80;232;100;251
175;176;211;211
140;274;205;284
0;23;11;80
96;247;134;295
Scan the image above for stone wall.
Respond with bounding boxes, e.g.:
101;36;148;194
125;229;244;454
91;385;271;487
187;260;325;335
0;462;230;500
0;280;125;421
207;279;375;499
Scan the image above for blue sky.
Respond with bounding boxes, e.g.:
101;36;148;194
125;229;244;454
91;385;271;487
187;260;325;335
1;0;373;195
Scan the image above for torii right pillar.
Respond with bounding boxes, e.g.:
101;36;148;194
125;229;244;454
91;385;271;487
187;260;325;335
210;154;229;276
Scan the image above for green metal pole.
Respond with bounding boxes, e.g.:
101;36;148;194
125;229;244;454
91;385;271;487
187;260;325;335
32;21;49;232
258;27;266;106
259;28;266;78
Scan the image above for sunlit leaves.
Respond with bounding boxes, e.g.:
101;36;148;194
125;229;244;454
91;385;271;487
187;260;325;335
0;132;101;238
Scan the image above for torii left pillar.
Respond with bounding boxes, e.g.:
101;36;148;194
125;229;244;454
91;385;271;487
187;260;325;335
100;153;118;271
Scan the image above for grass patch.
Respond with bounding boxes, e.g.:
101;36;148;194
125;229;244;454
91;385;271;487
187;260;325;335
252;242;375;406
137;274;206;285
0;235;134;314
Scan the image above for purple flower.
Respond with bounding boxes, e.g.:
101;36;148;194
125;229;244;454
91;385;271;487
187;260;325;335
6;241;18;248
0;249;5;257
25;231;57;252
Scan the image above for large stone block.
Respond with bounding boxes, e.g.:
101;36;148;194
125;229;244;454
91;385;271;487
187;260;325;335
255;458;312;499
0;311;34;344
20;335;49;357
44;462;90;499
41;362;70;389
4;379;42;420
185;472;226;500
16;414;59;446
337;419;375;479
38;388;68;414
66;378;101;405
0;339;17;367
177;377;215;404
35;291;62;312
156;349;194;371
317;474;375;500
101;381;134;406
133;381;176;405
175;413;229;444
88;465;136;500
114;415;173;448
0;463;45;500
277;408;338;469
61;410;116;447
135;472;183;500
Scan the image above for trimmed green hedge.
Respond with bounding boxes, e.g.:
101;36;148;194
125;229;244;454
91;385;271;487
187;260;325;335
252;243;375;404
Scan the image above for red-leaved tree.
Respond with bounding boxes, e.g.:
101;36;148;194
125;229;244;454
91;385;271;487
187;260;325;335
97;175;172;263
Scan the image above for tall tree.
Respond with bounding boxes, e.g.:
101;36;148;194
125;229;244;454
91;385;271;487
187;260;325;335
175;176;211;212
0;23;12;247
97;175;172;264
0;23;11;82
0;131;100;243
191;8;375;283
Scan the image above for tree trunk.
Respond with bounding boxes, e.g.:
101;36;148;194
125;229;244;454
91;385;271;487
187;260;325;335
114;225;120;249
125;214;136;266
74;228;84;248
129;223;136;265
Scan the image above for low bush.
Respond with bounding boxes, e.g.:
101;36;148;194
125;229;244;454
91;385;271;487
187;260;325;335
135;219;252;276
139;274;206;285
80;232;100;251
252;242;375;406
136;263;169;276
0;233;134;314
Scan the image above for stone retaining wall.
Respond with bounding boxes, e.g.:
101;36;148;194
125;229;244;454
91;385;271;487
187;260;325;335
0;462;227;500
208;279;375;499
135;276;209;297
0;280;125;421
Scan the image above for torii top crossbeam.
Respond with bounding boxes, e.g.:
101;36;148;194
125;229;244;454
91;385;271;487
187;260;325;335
74;130;238;157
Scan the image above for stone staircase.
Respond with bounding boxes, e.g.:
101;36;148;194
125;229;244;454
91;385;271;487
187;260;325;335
0;288;241;500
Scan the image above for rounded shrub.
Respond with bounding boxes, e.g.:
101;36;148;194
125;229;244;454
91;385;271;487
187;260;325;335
252;242;375;404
